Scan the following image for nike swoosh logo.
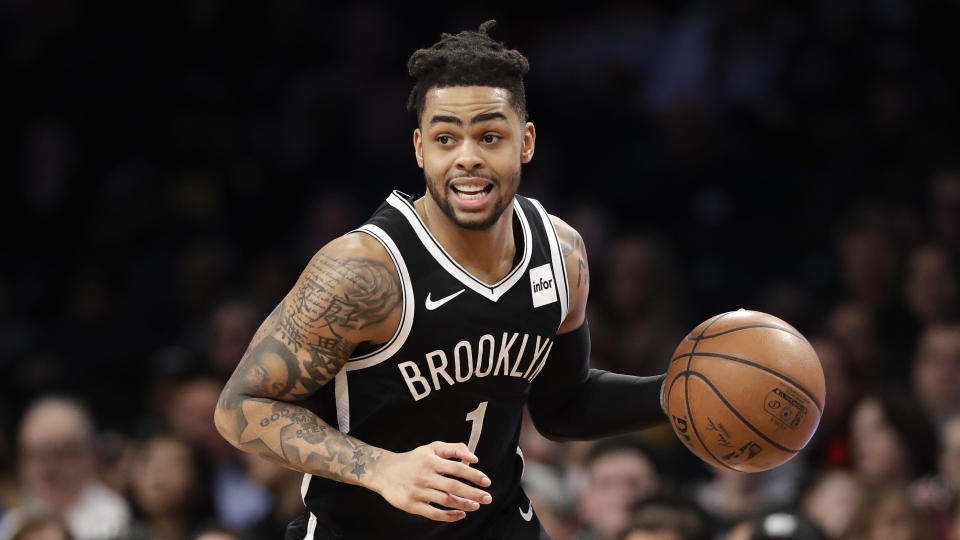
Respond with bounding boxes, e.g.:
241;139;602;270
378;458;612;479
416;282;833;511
425;289;465;311
519;501;533;522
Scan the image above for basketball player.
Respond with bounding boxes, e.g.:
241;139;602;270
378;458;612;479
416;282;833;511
214;21;667;540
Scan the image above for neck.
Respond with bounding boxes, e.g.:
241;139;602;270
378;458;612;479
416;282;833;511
415;195;516;284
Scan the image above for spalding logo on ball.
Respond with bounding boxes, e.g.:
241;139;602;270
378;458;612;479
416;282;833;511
663;309;825;473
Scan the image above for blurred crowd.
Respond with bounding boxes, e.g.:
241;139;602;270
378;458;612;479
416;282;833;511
3;1;960;539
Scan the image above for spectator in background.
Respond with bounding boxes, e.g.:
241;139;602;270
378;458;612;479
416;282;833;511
754;282;814;341
835;207;916;377
247;255;293;316
0;397;131;540
955;507;960;540
193;528;239;540
177;240;231;330
938;412;960;504
837;208;901;310
205;297;261;381
694;466;796;528
601;234;681;325
518;410;564;469
10;514;73;540
236;454;304;540
825;302;883;391
165;377;234;465
129;435;216;540
163;376;270;530
139;346;201;439
931;171;960;252
911;323;960;428
0;415;17;517
903;244;958;326
849;387;937;488
806;338;855;468
843;485;934;540
800;471;862;540
727;509;827;540
616;495;711;540
297;193;361;265
521;461;578;540
910;411;960;540
96;431;138;502
596;234;684;375
578;437;662;540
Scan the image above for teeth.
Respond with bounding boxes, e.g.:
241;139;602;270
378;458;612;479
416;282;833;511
455;184;486;193
456;190;485;200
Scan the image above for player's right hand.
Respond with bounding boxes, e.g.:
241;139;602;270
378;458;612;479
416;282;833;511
368;441;493;522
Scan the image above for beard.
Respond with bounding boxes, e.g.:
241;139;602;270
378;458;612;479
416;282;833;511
424;169;521;231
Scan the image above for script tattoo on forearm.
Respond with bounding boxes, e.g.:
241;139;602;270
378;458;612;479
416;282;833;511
217;253;399;483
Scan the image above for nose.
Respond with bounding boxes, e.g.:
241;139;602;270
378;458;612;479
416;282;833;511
454;139;484;172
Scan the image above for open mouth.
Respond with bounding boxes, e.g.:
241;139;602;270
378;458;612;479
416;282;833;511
452;183;494;200
450;178;495;201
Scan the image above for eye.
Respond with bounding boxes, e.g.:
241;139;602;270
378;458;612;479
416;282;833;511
482;134;501;144
436;135;454;145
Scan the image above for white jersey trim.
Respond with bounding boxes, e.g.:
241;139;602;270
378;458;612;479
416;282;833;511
528;198;570;327
344;224;415;371
304;512;318;539
300;473;311;503
386;191;533;301
299;473;316;539
335;370;350;433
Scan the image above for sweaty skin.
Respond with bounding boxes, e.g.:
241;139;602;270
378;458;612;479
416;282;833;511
214;85;588;523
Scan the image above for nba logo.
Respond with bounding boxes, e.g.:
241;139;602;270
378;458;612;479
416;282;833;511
529;264;558;308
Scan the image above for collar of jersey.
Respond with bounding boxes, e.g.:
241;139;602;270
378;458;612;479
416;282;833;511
387;190;533;301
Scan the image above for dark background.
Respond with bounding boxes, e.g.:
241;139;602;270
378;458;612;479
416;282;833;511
4;1;957;427
2;1;960;537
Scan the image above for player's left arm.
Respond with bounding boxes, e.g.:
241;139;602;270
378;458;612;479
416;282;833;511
526;216;667;441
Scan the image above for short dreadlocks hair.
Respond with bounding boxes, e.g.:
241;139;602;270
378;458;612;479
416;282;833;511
406;20;530;124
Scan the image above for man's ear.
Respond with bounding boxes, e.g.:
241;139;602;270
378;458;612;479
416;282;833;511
413;128;424;168
521;122;536;164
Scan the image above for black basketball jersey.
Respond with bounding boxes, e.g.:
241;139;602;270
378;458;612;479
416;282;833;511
295;191;569;540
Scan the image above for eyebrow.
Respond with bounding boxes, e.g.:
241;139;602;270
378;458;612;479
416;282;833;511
429;111;509;126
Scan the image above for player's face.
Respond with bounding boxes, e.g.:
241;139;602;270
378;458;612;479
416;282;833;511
414;86;535;230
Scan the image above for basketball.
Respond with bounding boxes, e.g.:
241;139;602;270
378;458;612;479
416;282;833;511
663;309;825;473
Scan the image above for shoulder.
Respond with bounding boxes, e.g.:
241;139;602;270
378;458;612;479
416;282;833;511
292;231;403;342
323;230;395;264
303;231;400;289
547;215;590;333
306;229;402;286
548;214;585;260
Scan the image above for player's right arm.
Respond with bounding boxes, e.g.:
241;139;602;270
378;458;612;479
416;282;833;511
213;233;491;522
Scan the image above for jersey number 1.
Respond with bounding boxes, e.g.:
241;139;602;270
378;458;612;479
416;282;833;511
465;401;488;454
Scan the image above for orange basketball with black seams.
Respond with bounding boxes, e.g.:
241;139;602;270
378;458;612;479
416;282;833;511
664;309;825;473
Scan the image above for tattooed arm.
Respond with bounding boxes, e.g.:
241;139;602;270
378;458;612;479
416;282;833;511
526;217;666;441
551;215;589;334
214;233;491;522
